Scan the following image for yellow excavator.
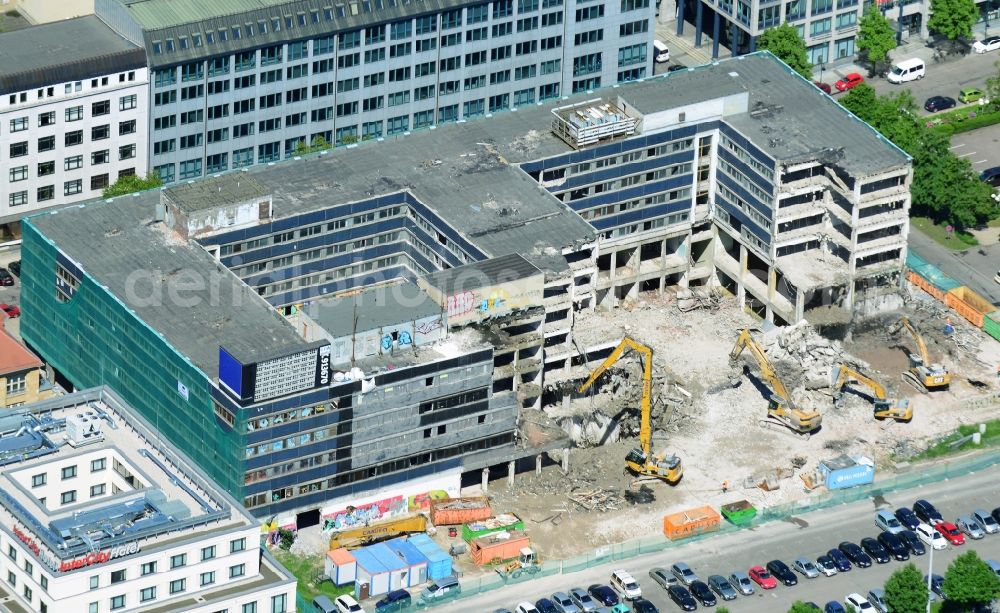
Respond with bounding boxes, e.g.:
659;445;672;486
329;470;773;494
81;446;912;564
578;337;683;484
729;329;822;437
888;316;951;392
830;364;912;422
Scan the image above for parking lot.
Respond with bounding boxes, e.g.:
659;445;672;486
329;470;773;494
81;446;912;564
0;245;22;338
949;121;1000;174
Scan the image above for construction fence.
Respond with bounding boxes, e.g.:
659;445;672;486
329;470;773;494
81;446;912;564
906;252;1000;342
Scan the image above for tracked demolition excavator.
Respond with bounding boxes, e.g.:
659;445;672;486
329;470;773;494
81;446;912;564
729;329;822;438
888;316;951;392
830;364;912;422
578;337;683;484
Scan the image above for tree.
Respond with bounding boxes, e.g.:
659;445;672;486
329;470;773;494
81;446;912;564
884;563;929;613
788;602;819;613
717;609;731;613
102;172;163;199
757;23;812;79
986;59;1000;105
943;550;1000;607
927;0;978;40
856;9;897;76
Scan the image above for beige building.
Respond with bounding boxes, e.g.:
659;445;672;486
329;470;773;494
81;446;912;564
1;0;93;24
0;321;52;407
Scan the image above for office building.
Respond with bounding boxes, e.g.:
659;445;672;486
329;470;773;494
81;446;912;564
0;387;296;613
20;53;911;527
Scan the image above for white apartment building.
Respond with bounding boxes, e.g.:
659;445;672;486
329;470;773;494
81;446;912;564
0;387;296;613
0;15;148;239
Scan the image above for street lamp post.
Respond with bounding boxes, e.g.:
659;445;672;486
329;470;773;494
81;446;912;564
925;544;934;613
819;63;825;85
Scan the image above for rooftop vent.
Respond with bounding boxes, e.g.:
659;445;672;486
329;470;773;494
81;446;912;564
551;98;642;149
66;412;104;447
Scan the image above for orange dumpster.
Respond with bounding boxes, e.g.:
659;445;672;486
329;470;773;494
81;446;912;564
663;506;721;541
469;530;531;566
429;497;492;526
945;286;995;328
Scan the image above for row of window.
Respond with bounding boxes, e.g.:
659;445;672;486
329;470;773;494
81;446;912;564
7;122;136;159
8;146;136;183
4;73;137;108
6;169;134;208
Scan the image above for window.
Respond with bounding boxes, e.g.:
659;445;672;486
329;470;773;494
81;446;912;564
66;130;84;146
8;191;27;207
92;100;111;116
90;174;109;191
835;11;857;29
119;144;136;160
201;571;216;586
7;571;15;586
141;561;156;576
10;141;28;157
60;490;77;504
38;161;55;177
90;483;107;497
110;570;126;584
170;553;187;569
65;155;83;170
119;119;136;136
37;185;54;202
812;0;833;13
170;578;186;594
110;595;125;610
92;150;109;165
9;166;27;182
201;545;216;561
229;564;246;579
272;594;288;613
140;586;155;602
37;135;55;152
243;603;257;613
811;17;832;35
31;473;45;488
62;465;77;480
10;117;28;132
180;159;202;180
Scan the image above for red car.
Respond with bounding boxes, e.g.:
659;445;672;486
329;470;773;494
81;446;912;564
835;73;864;92
935;522;966;546
0;303;20;318
814;81;832;94
748;565;778;589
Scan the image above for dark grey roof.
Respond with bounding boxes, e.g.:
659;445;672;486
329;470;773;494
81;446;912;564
26;200;314;379
304;281;442;338
165;174;270;212
421;253;542;296
0;16;145;96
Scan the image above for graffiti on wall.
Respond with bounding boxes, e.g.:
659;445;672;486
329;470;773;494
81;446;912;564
380;330;413;351
321;490;449;531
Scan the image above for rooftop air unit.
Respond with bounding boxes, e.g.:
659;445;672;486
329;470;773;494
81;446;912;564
66;412;104;447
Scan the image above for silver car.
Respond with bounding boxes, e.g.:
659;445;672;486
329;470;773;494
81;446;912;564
568;587;598;613
707;575;738;600
793;557;820;578
648;567;677;589
816;555;838;576
957;515;986;540
972;509;1000;534
670;562;699;586
728;571;755;595
550;592;581;613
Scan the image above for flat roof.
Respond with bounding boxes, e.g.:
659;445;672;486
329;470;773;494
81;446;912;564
164;174;270;212
420;253;542;296
27;200;313;378
304;281;442;339
0;16;145;96
0;327;42;374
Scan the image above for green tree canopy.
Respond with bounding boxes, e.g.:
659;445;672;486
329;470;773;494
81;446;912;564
884;563;929;613
927;0;979;40
101;172;163;199
856;8;897;75
788;602;819;613
986;59;1000;102
757;23;812;79
943;550;1000;607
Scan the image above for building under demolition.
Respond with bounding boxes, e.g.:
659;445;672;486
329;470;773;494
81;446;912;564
18;52;911;528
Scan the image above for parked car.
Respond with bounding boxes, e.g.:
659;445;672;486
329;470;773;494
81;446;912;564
816;555;839;576
587;585;619;607
534;599;560;613
610;570;641;600
899;529;926;555
375;589;412;612
334;595;363;613
838;542;872;568
0;304;20;318
923;96;957;113
494;609;513;613
895;507;921;530
569;587;598;612
973;36;1000;53
914;500;943;524
630;598;659;613
7;261;19;277
875;510;904;534
835;73;864;91
550;592;581;613
825;602;847;613
915;522;949;550
826;548;852;572
959;87;985;104
648;567;676;590
860;537;891;564
877;531;910;561
666;64;687;73
793;558;820;578
935;521;966;545
516;605;540;613
0;268;13;287
982;167;1000;188
924;574;946;599
707;575;738;600
868;588;888;613
957;515;986;540
992;507;1000;526
749;565;777;589
670;563;699;586
729;571;754;595
973;509;1000;534
845;593;875;611
666;585;697;611
814;81;833;94
986;559;1000;578
767;560;798;586
688;581;716;607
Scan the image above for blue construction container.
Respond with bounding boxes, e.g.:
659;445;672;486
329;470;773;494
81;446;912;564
385;537;429;587
409;533;452;580
819;455;875;490
353;548;390;600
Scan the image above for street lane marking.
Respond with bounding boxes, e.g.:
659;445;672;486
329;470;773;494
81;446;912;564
973;159;988;164
949;144;966;149
957;151;976;157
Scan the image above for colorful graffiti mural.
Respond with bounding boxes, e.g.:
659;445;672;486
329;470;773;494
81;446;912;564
321;490;448;531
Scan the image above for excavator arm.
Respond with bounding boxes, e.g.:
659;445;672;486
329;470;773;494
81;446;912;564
730;329;794;407
895;317;931;366
832;365;888;401
579;338;653;456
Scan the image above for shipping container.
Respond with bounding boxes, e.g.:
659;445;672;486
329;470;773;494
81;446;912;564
429;497;492;526
907;253;960;293
325;548;357;586
819;455;875;490
720;500;757;526
353;548;391;600
384;537;429;587
907;271;948;302
469;530;531;566
409;533;453;580
462;513;524;542
663;506;721;540
985;311;1000;343
946;286;996;328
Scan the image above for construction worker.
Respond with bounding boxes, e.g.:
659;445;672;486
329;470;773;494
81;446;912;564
944;318;954;335
722;480;729;494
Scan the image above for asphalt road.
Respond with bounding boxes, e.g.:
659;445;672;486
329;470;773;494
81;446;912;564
908;226;1000;306
433;468;1000;612
949;122;1000;174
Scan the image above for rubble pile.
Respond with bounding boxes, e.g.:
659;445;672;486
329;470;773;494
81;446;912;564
761;321;870;391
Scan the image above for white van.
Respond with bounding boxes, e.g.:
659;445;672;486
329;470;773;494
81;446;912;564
887;58;925;84
653;40;670;63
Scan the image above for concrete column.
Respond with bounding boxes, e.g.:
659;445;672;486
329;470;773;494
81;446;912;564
536;454;543;475
562;391;571;411
731;22;739;57
712;13;721;59
676;0;686;35
737;245;748;311
695;0;704;47
749;35;756;53
482;467;490;493
562;448;570;474
507;460;515;487
794;289;805;323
